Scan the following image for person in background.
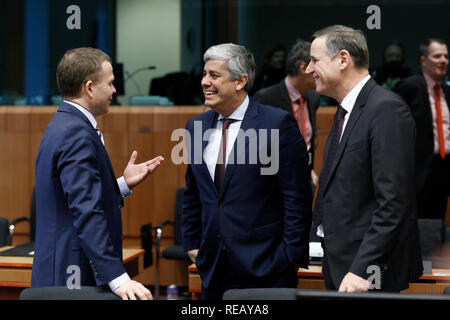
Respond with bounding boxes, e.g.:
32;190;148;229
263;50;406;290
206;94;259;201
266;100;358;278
253;39;320;188
394;38;450;220
250;43;286;95
372;41;411;90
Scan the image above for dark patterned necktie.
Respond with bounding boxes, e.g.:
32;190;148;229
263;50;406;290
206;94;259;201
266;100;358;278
313;105;347;224
214;118;236;191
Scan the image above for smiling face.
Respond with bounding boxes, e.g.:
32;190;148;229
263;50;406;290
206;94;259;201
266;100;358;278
201;59;243;115
421;41;449;82
306;36;341;99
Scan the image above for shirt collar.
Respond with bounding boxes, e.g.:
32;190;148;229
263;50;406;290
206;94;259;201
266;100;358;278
63;100;97;129
340;74;371;115
423;72;440;90
217;95;249;121
284;76;302;102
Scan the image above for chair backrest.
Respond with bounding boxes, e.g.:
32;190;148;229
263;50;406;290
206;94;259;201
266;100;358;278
173;187;186;246
417;219;446;259
0;217;9;246
128;95;174;106
223;288;299;300
19;286;120;300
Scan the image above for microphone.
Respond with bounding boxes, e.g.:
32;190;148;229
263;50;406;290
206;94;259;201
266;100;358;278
125;66;157;94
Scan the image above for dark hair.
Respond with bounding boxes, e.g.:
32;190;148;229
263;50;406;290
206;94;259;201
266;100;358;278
312;25;369;69
56;47;112;98
419;38;447;58
285;39;311;76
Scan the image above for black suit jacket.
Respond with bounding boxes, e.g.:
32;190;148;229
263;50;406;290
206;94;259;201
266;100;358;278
394;73;450;194
252;80;320;167
316;78;423;291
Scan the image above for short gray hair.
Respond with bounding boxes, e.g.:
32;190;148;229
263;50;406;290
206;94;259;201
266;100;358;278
285;39;311;76
203;43;256;92
313;25;369;69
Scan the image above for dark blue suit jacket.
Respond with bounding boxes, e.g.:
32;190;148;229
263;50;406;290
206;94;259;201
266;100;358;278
31;102;126;287
182;99;312;288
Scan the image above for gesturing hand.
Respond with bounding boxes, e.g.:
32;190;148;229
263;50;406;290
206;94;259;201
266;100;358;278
123;151;164;189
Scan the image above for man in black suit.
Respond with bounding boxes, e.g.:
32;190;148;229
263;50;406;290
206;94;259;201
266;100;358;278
306;25;422;292
253;39;320;186
394;39;450;220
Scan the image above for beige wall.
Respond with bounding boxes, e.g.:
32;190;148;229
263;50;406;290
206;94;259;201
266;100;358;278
116;0;181;105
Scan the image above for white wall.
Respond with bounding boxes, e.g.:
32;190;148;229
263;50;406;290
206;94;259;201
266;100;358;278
116;0;181;105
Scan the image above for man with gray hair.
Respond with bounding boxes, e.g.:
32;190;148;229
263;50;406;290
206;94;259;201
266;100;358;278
253;39;321;187
307;25;422;292
182;43;312;299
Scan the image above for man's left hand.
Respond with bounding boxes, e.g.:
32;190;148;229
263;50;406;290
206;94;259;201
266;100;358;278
338;272;370;292
123;151;164;189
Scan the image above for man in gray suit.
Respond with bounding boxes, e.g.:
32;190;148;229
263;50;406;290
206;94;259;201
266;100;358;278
306;25;422;292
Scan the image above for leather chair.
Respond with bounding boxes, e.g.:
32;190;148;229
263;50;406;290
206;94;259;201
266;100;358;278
8;187;36;246
223;288;299;300
19;286;120;300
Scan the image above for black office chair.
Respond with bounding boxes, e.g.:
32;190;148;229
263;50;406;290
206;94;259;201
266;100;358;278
19;286;120;300
0;217;9;247
8;187;36;246
223;288;299;300
140;187;190;299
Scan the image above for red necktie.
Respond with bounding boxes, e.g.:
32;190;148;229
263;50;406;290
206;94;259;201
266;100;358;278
434;84;446;159
214;118;236;191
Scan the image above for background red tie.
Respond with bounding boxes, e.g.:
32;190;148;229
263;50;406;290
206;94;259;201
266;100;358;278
434;84;446;159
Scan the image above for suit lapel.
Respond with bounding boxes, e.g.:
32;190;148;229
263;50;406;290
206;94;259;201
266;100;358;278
323;78;376;191
279;81;293;114
200;111;219;195
219;99;258;198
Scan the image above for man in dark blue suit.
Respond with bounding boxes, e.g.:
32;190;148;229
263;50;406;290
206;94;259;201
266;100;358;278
182;43;312;300
32;47;163;300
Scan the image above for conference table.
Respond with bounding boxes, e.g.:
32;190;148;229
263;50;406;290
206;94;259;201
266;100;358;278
0;244;144;300
188;264;450;300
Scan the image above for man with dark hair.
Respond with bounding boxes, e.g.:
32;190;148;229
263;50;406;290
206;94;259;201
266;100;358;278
307;25;422;292
395;38;450;220
253;39;320;186
32;47;164;300
182;43;312;300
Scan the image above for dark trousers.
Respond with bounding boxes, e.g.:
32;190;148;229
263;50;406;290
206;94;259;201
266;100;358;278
417;155;450;219
201;250;298;300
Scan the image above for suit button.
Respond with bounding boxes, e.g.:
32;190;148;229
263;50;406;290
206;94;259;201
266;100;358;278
217;234;222;239
218;203;223;209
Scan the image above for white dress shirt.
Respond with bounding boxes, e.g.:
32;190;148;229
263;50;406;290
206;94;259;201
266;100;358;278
204;96;249;181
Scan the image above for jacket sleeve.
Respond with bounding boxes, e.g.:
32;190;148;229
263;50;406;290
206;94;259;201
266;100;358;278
277;113;312;268
57;129;126;284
